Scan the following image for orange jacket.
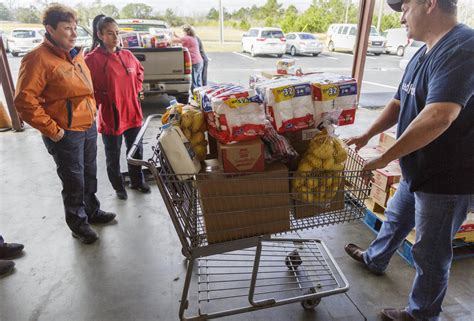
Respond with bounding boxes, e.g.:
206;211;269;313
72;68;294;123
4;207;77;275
14;38;96;139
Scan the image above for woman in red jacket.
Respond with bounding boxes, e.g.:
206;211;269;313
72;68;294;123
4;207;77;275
86;15;149;200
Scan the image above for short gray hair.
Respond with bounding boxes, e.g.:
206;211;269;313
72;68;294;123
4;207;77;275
416;0;457;14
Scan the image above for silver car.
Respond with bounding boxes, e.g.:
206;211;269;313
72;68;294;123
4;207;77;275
285;32;323;56
399;40;424;70
6;28;45;56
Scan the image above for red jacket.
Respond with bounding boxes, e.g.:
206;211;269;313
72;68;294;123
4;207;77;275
85;47;144;135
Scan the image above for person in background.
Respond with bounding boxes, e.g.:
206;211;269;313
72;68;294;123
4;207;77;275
14;4;116;245
196;36;209;86
172;25;203;92
85;15;149;200
344;0;473;320
0;234;24;276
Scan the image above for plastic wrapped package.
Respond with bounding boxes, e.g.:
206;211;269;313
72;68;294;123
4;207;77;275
209;89;266;144
260;79;315;133
261;120;298;163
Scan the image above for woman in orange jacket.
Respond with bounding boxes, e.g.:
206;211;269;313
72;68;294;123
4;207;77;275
85;15;149;200
14;4;116;244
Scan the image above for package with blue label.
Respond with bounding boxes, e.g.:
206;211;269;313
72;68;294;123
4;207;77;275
256;78;315;133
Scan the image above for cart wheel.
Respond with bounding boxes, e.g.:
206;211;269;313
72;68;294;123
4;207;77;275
301;288;321;310
285;250;302;270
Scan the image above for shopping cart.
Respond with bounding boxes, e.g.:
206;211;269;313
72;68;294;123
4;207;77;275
128;114;371;321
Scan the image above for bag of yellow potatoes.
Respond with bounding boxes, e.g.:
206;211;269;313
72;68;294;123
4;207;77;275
162;104;208;161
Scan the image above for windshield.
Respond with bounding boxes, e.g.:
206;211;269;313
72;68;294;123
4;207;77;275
118;24;167;32
299;34;316;40
370;26;380;36
261;30;284;38
12;30;38;38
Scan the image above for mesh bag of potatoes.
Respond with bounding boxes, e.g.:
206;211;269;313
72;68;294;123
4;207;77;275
291;128;348;218
162;104;208;161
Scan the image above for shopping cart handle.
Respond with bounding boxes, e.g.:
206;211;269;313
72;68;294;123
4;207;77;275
127;114;162;168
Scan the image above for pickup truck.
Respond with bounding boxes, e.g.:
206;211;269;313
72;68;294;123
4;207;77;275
116;19;192;103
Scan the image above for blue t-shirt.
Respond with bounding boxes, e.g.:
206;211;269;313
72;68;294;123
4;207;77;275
394;24;473;194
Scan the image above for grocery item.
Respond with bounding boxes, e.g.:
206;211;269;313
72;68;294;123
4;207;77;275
261;120;298;163
255;78;314;133
217;139;265;173
121;32;141;48
158;123;201;180
207;88;266;144
292;128;347;203
276;58;296;74
162;101;208;161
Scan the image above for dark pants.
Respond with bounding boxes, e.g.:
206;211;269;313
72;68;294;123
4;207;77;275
101;127;144;192
202;60;208;86
42;123;100;232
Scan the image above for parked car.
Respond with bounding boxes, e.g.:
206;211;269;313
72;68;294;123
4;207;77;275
285;32;323;56
75;25;93;50
326;23;386;55
5;28;45;56
399;40;424;70
241;27;286;57
383;28;409;56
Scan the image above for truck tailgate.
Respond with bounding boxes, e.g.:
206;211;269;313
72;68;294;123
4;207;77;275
129;47;184;79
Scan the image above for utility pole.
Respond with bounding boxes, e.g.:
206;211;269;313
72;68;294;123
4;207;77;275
376;0;384;32
219;0;224;43
344;0;350;23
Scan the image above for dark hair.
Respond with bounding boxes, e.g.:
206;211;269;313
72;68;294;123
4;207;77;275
42;3;77;29
92;14;117;50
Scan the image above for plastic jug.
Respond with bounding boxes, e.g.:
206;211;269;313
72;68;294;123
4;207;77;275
159;122;201;180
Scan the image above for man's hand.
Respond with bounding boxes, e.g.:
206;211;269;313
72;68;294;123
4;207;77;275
343;133;370;152
361;155;390;185
51;128;65;142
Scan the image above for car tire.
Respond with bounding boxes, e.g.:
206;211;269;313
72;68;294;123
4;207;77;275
290;46;297;56
374;53;381;56
312;53;319;57
276;54;283;58
328;41;335;52
251;46;256;57
12;52;19;57
396;46;405;56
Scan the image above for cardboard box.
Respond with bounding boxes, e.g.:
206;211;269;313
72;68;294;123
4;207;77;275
373;161;402;191
283;127;319;156
197;162;291;244
389;182;399;198
370;184;390;207
357;145;385;162
378;130;397;150
218;139;264;173
293;175;346;219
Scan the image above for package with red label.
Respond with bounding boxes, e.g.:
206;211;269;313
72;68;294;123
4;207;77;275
121;32;141;48
256;78;314;133
208;88;266;144
193;84;244;112
304;73;358;126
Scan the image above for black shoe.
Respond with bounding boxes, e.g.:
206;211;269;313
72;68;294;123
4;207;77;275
0;260;15;276
130;182;151;194
0;242;24;259
72;224;99;244
89;210;116;224
116;189;128;200
344;243;385;276
381;308;416;321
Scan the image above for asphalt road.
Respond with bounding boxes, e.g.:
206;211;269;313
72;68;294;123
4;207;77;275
3;50;404;108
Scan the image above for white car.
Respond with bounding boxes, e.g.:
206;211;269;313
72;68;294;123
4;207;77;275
285;32;323;56
384;28;409;56
241;27;286;57
75;25;93;50
399;40;424;70
327;23;386;55
6;28;45;57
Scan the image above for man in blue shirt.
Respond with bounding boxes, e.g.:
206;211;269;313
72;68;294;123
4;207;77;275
344;0;473;319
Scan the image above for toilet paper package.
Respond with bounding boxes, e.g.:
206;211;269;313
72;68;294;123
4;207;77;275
208;88;266;144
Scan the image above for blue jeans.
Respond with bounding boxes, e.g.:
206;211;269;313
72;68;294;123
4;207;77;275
43;123;101;232
191;62;204;92
102;127;145;192
363;180;472;321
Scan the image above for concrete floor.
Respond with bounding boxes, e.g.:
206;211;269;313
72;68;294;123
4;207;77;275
0;107;473;321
